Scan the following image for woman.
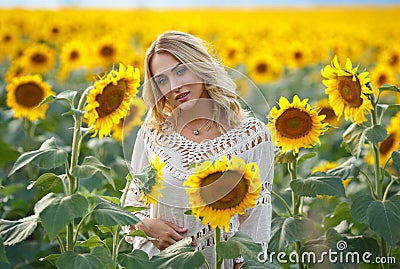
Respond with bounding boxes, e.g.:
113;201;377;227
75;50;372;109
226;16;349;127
124;30;274;269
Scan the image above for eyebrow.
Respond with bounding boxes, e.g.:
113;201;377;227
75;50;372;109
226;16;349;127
153;63;182;79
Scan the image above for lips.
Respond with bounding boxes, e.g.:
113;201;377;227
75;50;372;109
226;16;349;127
175;91;189;101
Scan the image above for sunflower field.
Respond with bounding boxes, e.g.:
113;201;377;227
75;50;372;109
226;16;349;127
0;5;400;269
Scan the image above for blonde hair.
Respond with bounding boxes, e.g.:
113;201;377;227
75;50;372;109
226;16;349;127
142;30;247;135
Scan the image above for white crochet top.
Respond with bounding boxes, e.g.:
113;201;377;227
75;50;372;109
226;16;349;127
124;116;274;269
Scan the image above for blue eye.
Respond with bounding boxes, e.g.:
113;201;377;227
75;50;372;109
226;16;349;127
177;67;186;76
157;77;168;85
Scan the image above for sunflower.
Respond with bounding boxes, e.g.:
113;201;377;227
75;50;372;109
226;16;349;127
377;45;400;73
6;74;55;121
267;95;328;154
91;35;128;68
136;155;166;206
367;113;400;166
217;37;245;68
58;40;88;81
184;155;261;232
84;63;141;139
246;51;283;85
20;43;56;74
321;55;373;125
370;63;398;97
112;97;146;141
314;98;342;127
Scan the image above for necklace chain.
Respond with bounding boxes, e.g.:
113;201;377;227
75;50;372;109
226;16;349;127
185;119;211;135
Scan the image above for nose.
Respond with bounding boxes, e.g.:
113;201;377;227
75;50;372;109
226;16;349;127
170;77;182;92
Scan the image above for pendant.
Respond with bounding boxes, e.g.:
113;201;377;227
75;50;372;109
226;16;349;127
193;130;200;135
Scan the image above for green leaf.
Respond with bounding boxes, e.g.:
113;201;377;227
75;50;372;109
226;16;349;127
350;194;373;224
118;250;156;269
92;201;140;227
37;95;56;107
150;237;205;269
349;236;380;258
56;90;77;104
216;231;262;262
127;229;156;240
125;206;150;213
342;123;367;158
0;215;38;246
269;217;315;252
378;84;400;93
34;193;58;215
96;224;119;235
98;195;120;204
366;200;400;247
392;150;400;174
274;149;296;164
297;152;317;165
8;137;68;176
40;254;60;265
0;140;19;166
323;157;360;180
365;125;388;144
76;235;105;249
323;202;351;230
0;236;9;264
40;193;89;240
290;176;345;197
72;156;115;190
27;173;63;192
56;247;115;269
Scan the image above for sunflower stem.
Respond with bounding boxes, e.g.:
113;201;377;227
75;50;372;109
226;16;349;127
215;227;222;269
271;190;293;217
56;235;65;254
288;156;305;269
120;174;133;207
65;86;91;253
370;109;383;200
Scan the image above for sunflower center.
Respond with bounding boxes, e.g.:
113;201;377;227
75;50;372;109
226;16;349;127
15;82;44;108
319;107;335;121
275;108;313;139
199;171;248;209
3;34;11;42
95;80;126;118
69;50;79;61
379;133;395;155
256;62;268;74
100;45;115;58
31;53;47;64
378;74;387;86
294;51;303;60
337;76;363;107
228;49;236;60
52;27;60;34
389;54;399;66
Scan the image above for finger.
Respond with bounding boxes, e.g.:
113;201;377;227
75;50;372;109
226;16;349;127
166;229;184;242
165;221;188;233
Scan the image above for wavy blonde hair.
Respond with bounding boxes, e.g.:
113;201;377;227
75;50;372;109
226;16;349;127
142;30;247;135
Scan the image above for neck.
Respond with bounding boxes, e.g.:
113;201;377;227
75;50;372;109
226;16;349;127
178;99;214;124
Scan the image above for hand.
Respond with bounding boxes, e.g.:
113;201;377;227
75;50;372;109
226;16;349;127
135;218;188;250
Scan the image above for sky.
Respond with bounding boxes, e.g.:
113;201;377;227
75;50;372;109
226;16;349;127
1;0;400;9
